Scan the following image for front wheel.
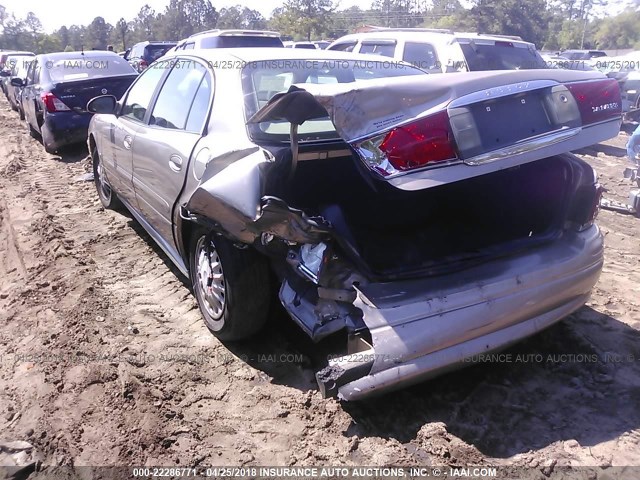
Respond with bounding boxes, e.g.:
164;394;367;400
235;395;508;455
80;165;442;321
189;231;270;341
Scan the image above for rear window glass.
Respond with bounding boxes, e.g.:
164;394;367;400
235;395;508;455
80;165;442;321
5;55;34;73
460;43;546;71
48;56;136;82
243;59;425;142
200;36;284;48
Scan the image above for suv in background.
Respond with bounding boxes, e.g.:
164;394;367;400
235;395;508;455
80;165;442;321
172;29;284;50
126;41;177;72
327;28;546;73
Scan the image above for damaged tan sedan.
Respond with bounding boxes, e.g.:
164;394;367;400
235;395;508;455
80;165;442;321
86;48;621;400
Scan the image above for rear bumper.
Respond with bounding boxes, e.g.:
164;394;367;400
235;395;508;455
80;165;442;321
42;112;92;151
332;225;604;400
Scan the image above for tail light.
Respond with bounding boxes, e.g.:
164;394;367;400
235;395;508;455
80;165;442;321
354;111;458;177
566;78;621;125
41;92;70;113
139;60;148;70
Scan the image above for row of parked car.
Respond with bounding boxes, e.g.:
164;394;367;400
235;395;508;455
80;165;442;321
0;28;624;400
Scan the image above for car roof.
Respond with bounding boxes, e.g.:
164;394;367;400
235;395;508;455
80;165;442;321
331;29;534;47
186;29;281;39
40;51;122;60
160;46;425;64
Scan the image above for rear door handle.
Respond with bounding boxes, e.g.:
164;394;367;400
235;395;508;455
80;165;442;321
169;154;183;172
123;135;132;150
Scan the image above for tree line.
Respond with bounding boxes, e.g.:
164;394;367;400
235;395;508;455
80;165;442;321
0;0;639;54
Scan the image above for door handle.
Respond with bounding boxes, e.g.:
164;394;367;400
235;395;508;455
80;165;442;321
123;135;132;150
169;154;183;172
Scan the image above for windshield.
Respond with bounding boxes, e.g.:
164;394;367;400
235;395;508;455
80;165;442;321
243;59;425;142
48;56;136;82
460;42;547;71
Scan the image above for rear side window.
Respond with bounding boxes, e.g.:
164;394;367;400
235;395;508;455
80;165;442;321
359;42;396;58
403;42;440;72
145;45;174;62
121;61;167;122
459;43;547;71
150;59;207;130
185;72;212;132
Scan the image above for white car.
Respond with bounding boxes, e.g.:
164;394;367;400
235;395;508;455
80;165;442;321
328;28;546;73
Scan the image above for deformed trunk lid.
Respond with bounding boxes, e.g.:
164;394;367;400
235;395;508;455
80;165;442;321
249;69;621;190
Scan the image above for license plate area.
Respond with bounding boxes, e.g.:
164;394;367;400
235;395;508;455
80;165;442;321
449;85;582;160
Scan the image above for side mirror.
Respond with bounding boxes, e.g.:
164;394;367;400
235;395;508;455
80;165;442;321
87;95;117;114
10;77;24;87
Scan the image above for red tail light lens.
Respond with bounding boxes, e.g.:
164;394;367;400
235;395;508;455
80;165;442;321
41;92;70;113
139;60;148;70
355;111;458;176
566;78;621;125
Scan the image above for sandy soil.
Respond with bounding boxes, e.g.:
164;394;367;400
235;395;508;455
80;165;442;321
0;94;639;476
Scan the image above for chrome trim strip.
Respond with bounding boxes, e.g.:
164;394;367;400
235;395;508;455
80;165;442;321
462;126;581;165
449;79;559;108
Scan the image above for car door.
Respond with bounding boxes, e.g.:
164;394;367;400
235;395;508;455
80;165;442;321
105;61;169;205
22;60;40;130
132;58;212;249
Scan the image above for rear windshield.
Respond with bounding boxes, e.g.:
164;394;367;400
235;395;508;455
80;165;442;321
460;42;547;71
243;59;425;142
2;54;33;69
48;56;136;82
200;36;284;48
5;55;34;73
145;45;175;61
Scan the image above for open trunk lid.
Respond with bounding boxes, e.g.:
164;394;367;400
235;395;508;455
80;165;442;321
248;69;621;190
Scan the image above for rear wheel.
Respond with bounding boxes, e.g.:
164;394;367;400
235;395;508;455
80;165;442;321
189;231;270;341
92;146;122;210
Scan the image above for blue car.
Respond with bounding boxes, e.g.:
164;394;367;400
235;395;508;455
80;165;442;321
15;51;138;154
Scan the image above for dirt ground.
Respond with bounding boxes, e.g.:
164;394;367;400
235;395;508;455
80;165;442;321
0;94;639;477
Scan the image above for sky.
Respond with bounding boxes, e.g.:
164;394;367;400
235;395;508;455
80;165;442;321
1;0;363;32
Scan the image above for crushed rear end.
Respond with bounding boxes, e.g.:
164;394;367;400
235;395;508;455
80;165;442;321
187;69;620;399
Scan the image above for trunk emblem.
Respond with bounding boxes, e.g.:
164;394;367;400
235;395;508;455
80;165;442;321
101;88;108;94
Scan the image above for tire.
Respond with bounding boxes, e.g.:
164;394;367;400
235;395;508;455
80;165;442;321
92;146;123;210
41;128;57;154
26;119;38;139
189;230;270;341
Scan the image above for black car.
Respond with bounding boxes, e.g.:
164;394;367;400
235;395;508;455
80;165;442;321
15;51;138;154
125;41;177;72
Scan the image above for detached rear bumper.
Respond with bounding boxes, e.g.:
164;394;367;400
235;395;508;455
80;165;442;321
330;226;604;401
